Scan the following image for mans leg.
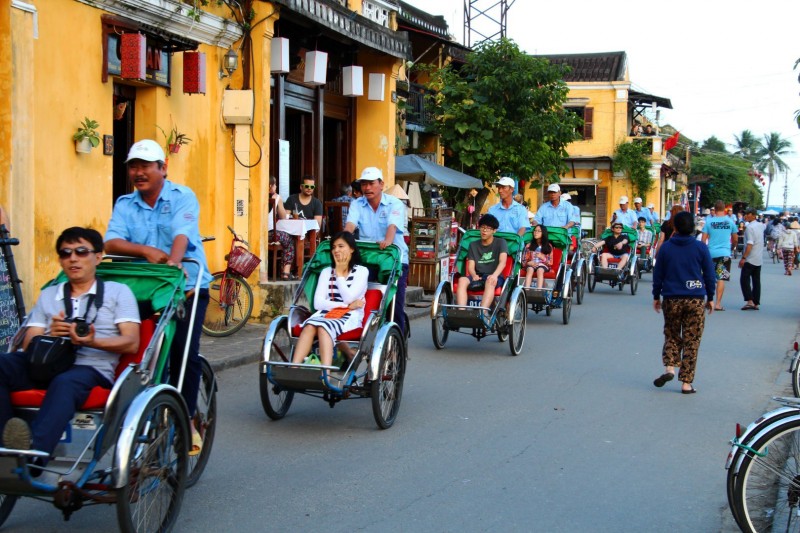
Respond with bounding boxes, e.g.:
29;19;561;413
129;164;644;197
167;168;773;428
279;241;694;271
677;299;706;385
0;352;35;440
393;264;409;336
740;262;753;303
32;365;110;454
171;289;209;415
752;265;761;307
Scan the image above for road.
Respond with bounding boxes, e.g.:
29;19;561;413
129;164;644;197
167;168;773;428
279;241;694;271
4;255;799;532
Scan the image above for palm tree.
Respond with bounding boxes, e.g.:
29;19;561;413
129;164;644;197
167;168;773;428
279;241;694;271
733;130;759;161
755;132;792;208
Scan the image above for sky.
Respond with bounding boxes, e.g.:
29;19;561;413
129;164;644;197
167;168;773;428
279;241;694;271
401;0;800;208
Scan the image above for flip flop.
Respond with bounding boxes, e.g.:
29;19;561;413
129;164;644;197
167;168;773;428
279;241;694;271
741;304;756;310
681;386;697;395
189;428;203;457
714;307;725;311
653;373;675;388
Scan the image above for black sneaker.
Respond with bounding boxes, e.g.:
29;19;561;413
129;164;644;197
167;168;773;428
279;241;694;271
3;417;31;450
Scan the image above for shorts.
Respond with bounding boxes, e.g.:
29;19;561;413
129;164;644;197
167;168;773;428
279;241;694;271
527;262;551;273
473;272;505;286
712;256;731;281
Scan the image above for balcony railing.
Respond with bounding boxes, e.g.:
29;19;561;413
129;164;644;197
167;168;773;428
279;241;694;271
406;82;434;129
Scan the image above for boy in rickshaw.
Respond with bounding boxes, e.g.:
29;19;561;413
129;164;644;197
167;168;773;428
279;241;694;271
456;214;508;312
636;217;654;258
594;222;631;278
0;227;140;458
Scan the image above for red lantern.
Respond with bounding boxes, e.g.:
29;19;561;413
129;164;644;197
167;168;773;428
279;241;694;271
183;52;206;95
120;33;146;80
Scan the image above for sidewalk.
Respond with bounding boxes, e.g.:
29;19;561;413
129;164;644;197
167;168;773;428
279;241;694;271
200;294;432;372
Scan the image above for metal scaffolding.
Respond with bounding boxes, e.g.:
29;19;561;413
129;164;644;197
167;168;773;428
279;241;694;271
463;0;515;48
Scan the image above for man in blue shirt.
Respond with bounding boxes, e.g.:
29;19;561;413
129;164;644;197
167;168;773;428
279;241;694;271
611;196;638;228
105;139;211;456
561;192;581;235
647;203;660;223
702;200;738;311
344;167;409;335
633;197;652;225
488;177;530;236
533;183;576;229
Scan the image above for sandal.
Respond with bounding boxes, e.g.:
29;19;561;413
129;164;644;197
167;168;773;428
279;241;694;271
741;304;756;311
189;427;203;457
653;372;675;388
280;273;297;281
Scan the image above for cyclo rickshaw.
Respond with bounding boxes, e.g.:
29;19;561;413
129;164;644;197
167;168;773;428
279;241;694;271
0;260;217;531
587;225;639;295
636;221;659;277
519;226;574;325
430;230;527;356
566;226;587;305
260;240;406;429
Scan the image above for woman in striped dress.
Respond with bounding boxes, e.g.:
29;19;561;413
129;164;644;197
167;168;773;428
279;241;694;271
292;231;369;366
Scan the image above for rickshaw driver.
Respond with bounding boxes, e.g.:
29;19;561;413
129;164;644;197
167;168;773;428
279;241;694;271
532;183;577;229
594;222;631;279
105;139;211;456
344;167;409;336
456;214;508;313
0;227;140;456
488;177;531;236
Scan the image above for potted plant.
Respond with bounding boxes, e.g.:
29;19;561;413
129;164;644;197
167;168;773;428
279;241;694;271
73;117;100;154
157;124;192;154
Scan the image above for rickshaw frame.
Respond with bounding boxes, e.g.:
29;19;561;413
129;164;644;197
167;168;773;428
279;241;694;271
586;226;640;295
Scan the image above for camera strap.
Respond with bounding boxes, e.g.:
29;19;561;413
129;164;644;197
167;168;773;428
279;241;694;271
62;278;105;324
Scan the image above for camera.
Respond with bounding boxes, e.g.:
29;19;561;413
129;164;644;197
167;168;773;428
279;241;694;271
68;318;91;337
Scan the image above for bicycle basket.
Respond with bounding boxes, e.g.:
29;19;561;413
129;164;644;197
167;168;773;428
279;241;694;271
228;246;262;277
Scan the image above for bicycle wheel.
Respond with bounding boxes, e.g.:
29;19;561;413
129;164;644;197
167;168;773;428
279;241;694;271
371;326;406;429
734;417;800;532
260;319;294;420
792;352;800;398
186;357;217;489
0;495;18;528
203;273;253;337
116;392;188;533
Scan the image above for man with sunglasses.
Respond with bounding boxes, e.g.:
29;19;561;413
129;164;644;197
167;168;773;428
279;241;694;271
105;139;211;456
284;175;323;226
0;227;140;456
593;222;631;280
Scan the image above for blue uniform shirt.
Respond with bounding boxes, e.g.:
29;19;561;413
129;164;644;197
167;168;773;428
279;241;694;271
611;208;638;228
488;200;531;234
633;208;652;225
346;193;409;264
533;201;576;227
106;180;212;288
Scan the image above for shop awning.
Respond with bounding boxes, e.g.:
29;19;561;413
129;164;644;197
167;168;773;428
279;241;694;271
395;155;483;189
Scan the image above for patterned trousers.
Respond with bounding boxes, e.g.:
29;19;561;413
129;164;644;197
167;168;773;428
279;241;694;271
783;249;796;273
661;298;706;384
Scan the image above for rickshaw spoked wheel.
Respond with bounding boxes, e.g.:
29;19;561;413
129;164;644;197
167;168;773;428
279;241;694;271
431;286;452;350
496;307;508;342
507;289;526;356
631;266;639;295
0;495;18;528
371;326;406;429
562;297;571;325
260;320;295;420
116;392;188;533
186;356;217;489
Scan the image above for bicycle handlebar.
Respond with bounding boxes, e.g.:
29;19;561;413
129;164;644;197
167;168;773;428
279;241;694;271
226;225;249;247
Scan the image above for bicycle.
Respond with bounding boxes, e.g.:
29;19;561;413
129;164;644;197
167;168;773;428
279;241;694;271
726;393;800;532
202;226;261;337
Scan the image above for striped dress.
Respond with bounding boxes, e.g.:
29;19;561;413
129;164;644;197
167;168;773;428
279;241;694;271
303;265;369;343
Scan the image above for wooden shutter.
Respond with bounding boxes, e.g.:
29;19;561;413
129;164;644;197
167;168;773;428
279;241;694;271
583;107;593;140
595;186;607;237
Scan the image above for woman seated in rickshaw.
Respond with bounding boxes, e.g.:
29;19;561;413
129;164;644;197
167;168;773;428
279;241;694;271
291;231;368;367
455;214;508;310
594;222;631;276
523;225;553;289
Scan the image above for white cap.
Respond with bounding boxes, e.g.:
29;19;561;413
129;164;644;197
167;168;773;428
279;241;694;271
633;197;643;204
495;176;515;188
546;183;561;192
560;193;571;201
646;203;655;209
619;195;629;204
125;139;165;163
359;167;383;181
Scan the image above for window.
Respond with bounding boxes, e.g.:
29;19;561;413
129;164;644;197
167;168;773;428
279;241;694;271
565;106;593;140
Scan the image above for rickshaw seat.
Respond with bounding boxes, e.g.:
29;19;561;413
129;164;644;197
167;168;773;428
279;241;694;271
289;288;384;341
540;248;563;280
10;318;156;410
464;253;515;298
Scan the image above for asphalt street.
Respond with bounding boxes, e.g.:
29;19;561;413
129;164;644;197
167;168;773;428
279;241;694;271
4;252;799;532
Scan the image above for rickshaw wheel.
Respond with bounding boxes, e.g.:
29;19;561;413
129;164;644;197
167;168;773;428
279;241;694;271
496;308;508;342
260;321;295;420
508;289;526;356
630;267;639;295
575;268;584;305
0;495;18;527
562;297;571;325
117;392;188;533
186;357;217;489
371;327;406;429
431;287;452;349
588;260;597;293
545;305;552;316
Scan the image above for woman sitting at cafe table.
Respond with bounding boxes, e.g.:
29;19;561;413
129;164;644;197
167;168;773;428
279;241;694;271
291;231;368;367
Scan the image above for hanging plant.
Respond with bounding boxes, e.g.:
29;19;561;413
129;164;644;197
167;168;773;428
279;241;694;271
73;117;101;154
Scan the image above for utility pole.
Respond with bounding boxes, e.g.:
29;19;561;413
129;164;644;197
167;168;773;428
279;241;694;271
783;169;788;212
464;0;515;47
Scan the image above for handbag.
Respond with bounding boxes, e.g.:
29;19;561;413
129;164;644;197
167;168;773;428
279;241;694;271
467;278;485;292
26;280;104;385
323;268;352;319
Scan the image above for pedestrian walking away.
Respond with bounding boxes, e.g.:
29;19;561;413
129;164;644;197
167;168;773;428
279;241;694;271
778;220;800;275
738;207;765;310
652;211;715;394
701;200;737;310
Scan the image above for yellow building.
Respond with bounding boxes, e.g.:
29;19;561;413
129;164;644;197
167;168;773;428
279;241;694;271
530;51;676;237
2;0;411;319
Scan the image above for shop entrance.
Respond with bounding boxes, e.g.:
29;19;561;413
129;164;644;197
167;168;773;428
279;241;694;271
561;185;598;238
112;84;136;204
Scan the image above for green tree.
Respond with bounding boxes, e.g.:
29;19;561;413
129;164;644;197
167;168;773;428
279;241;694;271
613;141;653;200
426;38;581;184
691;149;763;208
755;132;793;207
732;130;759;161
701;136;728;154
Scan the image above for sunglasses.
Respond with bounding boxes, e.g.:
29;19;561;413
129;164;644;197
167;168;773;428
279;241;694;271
58;246;96;259
302;184;316;190
612;225;623;229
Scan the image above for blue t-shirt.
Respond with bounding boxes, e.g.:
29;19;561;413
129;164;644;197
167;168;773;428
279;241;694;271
346;193;408;264
702;216;737;258
533;201;575;227
488;201;531;234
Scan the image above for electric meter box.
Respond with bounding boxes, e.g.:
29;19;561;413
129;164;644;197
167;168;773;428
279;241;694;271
222;90;254;125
